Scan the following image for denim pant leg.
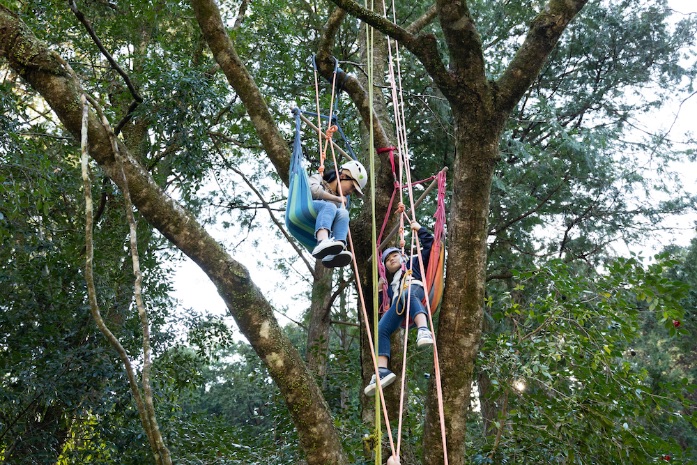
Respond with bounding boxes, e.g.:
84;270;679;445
377;285;427;359
331;207;349;242
312;200;338;238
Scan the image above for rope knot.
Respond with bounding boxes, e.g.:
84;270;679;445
325;125;338;138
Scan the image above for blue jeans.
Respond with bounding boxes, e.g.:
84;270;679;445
377;284;427;359
313;201;349;242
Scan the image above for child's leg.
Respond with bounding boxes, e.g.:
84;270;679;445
312;201;338;239
319;207;352;268
408;287;434;347
330;207;349;243
397;285;427;323
377;302;405;362
414;312;428;329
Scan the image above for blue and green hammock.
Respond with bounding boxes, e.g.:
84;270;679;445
285;108;358;251
285;109;318;251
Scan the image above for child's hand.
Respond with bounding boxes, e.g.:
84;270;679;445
410;221;421;232
378;277;386;287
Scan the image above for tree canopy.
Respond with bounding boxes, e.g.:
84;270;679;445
1;0;696;464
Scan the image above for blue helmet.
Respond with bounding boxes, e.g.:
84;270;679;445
381;247;401;264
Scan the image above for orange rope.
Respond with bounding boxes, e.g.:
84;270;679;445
312;63;340;176
312;60;399;459
378;0;450;456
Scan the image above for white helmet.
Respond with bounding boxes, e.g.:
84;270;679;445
340;160;367;197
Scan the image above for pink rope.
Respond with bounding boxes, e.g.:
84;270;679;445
346;227;397;456
311;64;401;461
409;170;448;465
359;3;451;456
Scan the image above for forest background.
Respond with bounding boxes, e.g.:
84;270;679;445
1;0;697;464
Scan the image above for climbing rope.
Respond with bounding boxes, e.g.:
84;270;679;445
307;56;399;462
303;26;449;462
371;0;451;460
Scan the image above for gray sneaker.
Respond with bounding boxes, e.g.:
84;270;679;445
416;328;433;348
364;368;397;396
322;250;353;268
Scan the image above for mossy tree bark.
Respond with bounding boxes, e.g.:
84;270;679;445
0;5;348;464
1;0;589;461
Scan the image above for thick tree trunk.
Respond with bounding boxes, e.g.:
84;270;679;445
306;262;333;379
423;108;504;465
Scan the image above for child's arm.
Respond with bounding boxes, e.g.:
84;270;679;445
309;174;346;204
411;221;434;269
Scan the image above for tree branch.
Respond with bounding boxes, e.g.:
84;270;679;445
325;0;455;97
496;0;589;114
314;8;394;150
189;0;292;186
406;4;438;34
68;0;142;103
233;0;249;30
68;0;142;135
436;0;487;78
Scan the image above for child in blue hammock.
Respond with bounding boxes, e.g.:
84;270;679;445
308;160;367;268
364;220;435;396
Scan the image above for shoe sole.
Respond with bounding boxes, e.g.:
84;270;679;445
417;338;434;348
312;243;344;259
364;372;397;396
322;252;353;268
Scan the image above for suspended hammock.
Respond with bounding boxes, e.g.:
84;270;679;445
285;107;359;251
423;168;447;312
285;108;318;251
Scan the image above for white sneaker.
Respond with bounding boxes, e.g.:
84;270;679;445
363;368;397;396
311;239;344;259
416;328;433;348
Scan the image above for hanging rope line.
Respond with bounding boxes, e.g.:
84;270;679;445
369;0;451;460
364;13;386;465
289;46;449;463
286;60;399;461
374;155;448;461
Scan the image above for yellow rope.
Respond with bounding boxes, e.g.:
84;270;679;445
309;41;398;463
365;10;383;465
